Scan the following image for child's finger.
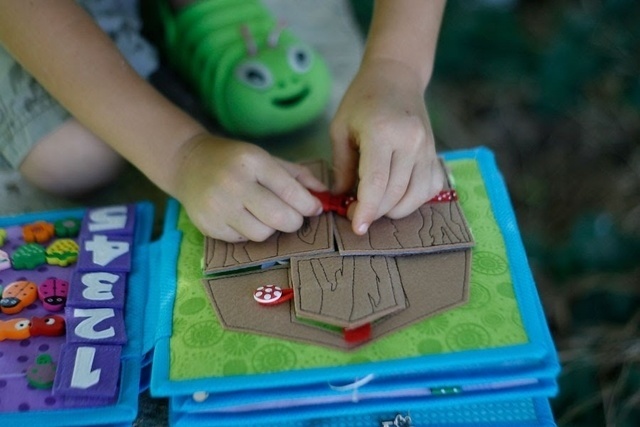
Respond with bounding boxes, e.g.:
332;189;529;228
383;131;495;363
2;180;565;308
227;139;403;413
330;128;359;195
373;148;414;218
276;159;328;192
385;162;430;219
244;185;306;234
257;161;323;218
351;145;392;235
210;226;249;243
227;207;277;242
386;156;445;219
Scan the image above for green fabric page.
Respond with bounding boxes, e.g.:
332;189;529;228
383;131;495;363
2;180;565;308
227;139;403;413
168;158;527;380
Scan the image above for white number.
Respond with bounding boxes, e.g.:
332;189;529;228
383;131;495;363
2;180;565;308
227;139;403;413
81;272;118;301
88;206;128;232
84;235;129;266
70;347;101;389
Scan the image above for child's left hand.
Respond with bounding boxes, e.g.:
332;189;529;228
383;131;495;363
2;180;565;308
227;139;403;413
330;58;444;235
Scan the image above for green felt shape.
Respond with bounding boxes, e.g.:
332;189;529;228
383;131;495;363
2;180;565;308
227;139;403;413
154;0;331;137
26;353;57;390
53;217;81;238
11;243;46;270
0;228;6;246
168;158;528;381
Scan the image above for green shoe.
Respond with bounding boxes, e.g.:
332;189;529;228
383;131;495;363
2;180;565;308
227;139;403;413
143;0;332;138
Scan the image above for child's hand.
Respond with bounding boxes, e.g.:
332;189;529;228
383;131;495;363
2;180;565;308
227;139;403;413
330;58;444;235
174;135;327;242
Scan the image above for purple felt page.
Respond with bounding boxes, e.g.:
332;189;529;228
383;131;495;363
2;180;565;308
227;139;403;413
1;205;134;415
0;224;72;412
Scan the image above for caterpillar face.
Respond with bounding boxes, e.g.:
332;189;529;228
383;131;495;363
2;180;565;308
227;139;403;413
235;45;313;105
222;41;331;136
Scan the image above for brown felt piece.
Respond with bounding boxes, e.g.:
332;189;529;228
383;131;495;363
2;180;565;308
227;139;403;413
201;158;472;350
334;161;474;256
203;266;351;349
291;253;407;329
370;249;471;337
203;249;471;351
202;160;335;274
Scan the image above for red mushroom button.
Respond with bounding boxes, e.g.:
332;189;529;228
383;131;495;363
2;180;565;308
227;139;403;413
253;285;293;306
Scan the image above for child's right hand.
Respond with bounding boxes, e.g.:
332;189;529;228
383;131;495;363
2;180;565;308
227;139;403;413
174;134;327;242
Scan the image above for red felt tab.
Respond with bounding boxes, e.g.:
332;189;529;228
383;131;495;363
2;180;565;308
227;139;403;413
310;191;356;217
343;323;371;344
428;189;458;203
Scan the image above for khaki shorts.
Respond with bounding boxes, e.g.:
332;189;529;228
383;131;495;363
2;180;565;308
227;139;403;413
0;0;158;170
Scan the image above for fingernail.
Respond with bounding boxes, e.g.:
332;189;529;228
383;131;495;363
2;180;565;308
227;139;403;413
356;223;369;235
315;205;324;216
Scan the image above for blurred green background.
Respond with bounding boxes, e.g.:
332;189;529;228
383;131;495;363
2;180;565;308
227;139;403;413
350;0;640;425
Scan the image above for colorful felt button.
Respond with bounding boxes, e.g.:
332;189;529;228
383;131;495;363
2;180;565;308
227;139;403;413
0;318;31;341
11;243;46;270
0;227;6;246
428;189;459;203
38;277;69;311
66;307;127;345
30;315;66;337
81;205;135;236
54;217;82;238
0;249;10;271
254;285;293;306
1;280;38;314
46;238;80;267
54;344;122;398
77;234;132;272
67;271;127;309
27;353;57;389
22;221;55;243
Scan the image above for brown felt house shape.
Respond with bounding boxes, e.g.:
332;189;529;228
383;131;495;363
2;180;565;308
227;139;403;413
202;160;474;350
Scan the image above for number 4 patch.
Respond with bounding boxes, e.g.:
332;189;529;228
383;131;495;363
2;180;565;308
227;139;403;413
77;234;132;272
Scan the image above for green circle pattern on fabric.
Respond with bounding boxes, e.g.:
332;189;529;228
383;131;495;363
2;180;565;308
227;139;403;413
182;320;223;348
252;344;297;373
178;297;208;316
445;323;492;350
472;251;509;276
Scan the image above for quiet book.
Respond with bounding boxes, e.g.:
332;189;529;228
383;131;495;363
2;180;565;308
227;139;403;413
0;147;560;426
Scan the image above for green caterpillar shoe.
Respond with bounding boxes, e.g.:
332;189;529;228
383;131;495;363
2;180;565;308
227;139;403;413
143;0;332;138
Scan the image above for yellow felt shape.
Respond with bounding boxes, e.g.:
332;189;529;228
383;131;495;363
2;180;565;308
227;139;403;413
46;238;79;267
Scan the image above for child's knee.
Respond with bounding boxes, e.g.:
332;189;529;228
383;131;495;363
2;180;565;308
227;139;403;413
19;119;125;197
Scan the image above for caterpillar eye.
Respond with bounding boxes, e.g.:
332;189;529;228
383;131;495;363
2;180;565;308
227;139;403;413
235;61;274;90
288;45;313;73
45;317;56;325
